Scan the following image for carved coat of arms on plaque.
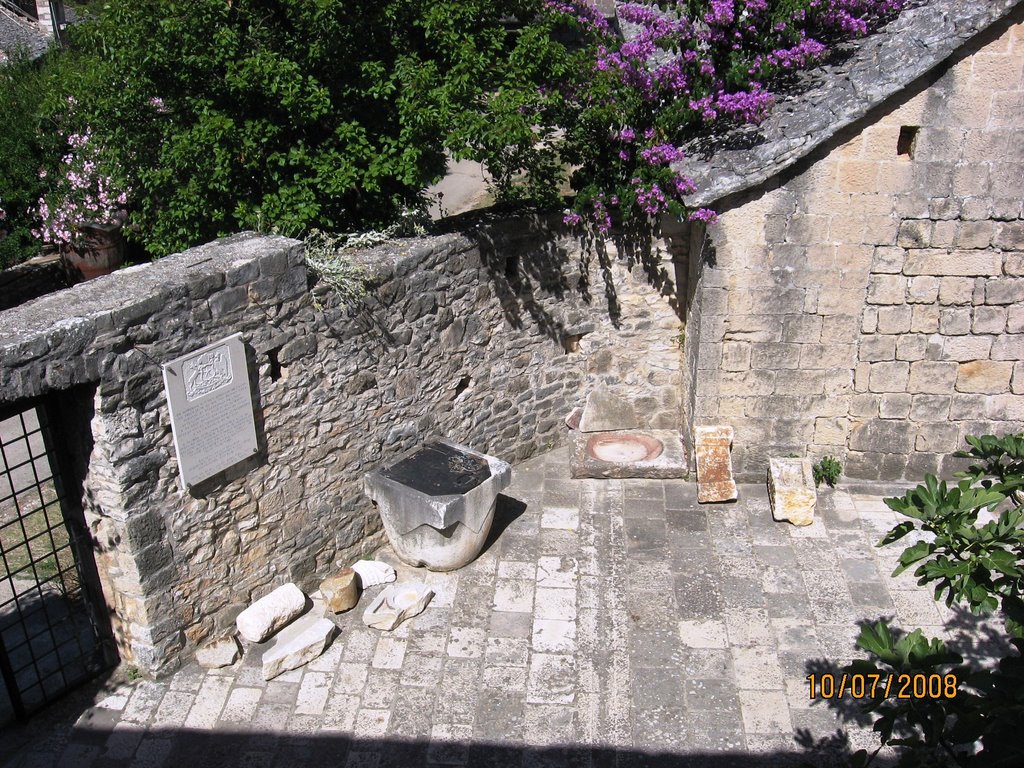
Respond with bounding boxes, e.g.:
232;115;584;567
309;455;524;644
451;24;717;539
162;333;258;490
183;346;233;401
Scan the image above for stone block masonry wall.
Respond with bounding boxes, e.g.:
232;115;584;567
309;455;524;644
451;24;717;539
687;15;1024;481
0;219;683;673
33;0;54;35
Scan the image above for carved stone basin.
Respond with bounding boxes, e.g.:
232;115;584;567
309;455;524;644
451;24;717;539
571;429;687;479
364;439;511;571
586;433;664;463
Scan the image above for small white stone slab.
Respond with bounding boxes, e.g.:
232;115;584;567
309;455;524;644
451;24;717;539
162;332;258;490
350;560;396;587
236;583;307;643
769;457;816;526
94;690;131;711
261;615;336;680
362;582;433;631
196;636;241;669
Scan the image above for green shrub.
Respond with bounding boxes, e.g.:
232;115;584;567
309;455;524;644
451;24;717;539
0;53;54;269
58;0;575;257
842;434;1024;767
303;230;369;310
812;455;842;487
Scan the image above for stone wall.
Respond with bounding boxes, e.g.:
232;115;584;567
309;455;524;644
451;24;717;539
687;14;1024;481
33;0;54;36
0;217;684;673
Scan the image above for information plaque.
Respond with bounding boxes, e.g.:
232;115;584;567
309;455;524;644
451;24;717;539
162;333;258;489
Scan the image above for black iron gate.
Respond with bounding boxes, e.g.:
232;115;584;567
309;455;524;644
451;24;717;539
0;399;114;722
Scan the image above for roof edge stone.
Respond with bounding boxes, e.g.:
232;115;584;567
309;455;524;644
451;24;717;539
672;0;1023;208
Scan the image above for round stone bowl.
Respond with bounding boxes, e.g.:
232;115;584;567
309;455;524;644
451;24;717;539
585;432;664;463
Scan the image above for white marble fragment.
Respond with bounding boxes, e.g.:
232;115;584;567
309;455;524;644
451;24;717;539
236;583;307;643
362;582;433;631
350;560;397;587
261;614;336;680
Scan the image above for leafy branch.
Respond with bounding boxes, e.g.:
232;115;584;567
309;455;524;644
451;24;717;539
840;433;1024;767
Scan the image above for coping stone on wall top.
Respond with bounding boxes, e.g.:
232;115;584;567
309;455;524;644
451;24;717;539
345;232;476;286
0;232;301;350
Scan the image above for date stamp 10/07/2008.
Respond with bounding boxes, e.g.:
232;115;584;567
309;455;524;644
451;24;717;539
807;673;959;700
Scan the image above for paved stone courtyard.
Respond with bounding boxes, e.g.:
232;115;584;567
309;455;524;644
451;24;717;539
1;447;1003;768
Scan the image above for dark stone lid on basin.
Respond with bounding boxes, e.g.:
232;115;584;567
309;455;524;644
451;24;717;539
380;439;490;496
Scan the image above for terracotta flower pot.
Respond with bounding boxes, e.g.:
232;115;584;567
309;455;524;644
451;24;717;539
61;220;125;282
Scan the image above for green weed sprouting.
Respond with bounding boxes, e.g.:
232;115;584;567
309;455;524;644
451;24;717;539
812;455;842;487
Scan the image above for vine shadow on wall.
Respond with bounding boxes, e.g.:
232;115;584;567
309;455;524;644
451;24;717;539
446;206;695;346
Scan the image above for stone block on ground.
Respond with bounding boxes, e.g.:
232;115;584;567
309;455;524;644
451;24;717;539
320;568;360;613
261;614;336;680
349;560;396;587
363;439;512;571
570;430;687;479
578;386;640;432
195;636;240;669
768;458;816;526
694;425;738;503
362;582;434;631
236;583;307;643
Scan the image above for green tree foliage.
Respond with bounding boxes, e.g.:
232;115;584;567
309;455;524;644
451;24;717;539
58;0;576;256
3;1;908;266
0;52;61;268
843;434;1024;767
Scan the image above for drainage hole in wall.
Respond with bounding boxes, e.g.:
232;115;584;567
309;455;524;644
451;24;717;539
453;376;472;399
268;348;283;381
897;126;919;159
505;253;520;282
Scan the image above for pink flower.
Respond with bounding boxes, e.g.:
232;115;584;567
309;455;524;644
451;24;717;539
688;208;718;223
543;0;610;35
36;129;129;248
640;143;686;165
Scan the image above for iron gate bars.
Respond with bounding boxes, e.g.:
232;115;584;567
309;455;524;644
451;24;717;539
0;399;113;721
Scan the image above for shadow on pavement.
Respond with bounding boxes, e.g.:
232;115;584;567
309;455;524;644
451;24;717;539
2;724;896;768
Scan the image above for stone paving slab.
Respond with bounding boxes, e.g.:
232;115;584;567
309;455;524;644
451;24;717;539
0;448;1008;768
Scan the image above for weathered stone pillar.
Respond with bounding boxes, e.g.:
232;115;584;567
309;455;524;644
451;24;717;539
34;0;55;37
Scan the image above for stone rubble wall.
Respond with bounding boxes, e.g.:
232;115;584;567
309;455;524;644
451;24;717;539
688;15;1024;481
0;218;684;673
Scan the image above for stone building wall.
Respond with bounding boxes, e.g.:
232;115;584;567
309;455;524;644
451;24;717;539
687;15;1024;481
0;218;684;673
33;0;54;36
